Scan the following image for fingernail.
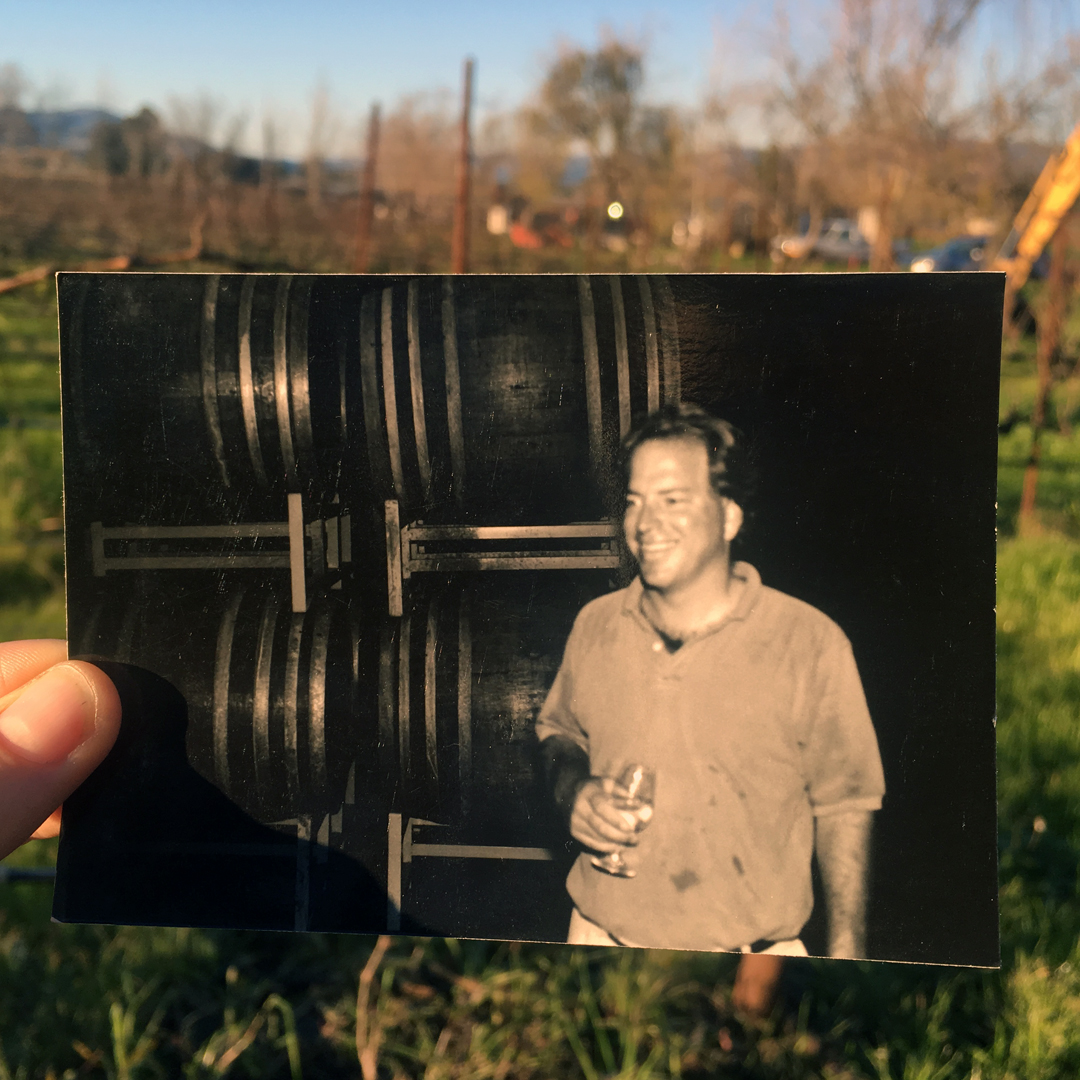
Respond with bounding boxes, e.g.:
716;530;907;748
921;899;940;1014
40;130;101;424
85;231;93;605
0;664;97;764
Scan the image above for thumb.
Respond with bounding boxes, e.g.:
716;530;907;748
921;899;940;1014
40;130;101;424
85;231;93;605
0;645;122;860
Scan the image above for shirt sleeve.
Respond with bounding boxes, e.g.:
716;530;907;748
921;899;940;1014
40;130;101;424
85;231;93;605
801;625;886;816
534;613;590;754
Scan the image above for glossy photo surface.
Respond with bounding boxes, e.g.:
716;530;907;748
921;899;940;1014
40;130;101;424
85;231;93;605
55;271;1001;965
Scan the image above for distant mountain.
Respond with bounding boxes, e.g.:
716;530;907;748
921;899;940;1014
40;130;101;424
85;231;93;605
9;107;120;152
24;108;120;152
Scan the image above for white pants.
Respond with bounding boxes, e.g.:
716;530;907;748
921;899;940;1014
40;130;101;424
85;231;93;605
567;906;809;956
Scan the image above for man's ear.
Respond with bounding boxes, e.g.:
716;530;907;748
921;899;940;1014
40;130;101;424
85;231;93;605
723;500;744;542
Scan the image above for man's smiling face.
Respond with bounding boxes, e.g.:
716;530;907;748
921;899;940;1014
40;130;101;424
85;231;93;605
623;436;741;595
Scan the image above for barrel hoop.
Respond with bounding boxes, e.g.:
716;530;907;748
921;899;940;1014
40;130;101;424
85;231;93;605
283;609;304;801
610;276;631;439
441;279;467;509
213;588;245;789
288;277;314;474
359;292;392;495
424;590;439;783
381;286;407;501
638;277;660;413
653;275;681;404
252;592;279;795
398;607;412;780
457;586;472;810
201;275;229;488
237;276;270;487
274;276;299;486
407;279;433;503
577;277;604;470
309;604;331;794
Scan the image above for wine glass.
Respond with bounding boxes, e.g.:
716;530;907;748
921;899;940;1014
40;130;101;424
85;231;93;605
590;763;656;878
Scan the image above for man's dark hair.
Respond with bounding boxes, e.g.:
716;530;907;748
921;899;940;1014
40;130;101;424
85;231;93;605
620;403;755;517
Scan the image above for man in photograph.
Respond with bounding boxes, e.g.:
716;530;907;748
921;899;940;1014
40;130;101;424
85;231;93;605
536;403;886;958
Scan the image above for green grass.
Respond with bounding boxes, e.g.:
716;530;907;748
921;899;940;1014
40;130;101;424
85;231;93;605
0;278;65;639
998;331;1080;536
0;283;63;427
0;282;65;637
2;281;1080;1077
998;425;1080;537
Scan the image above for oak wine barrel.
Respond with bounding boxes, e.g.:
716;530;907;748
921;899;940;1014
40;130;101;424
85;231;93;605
61;273;348;521
77;575;367;822
63;273;682;542
348;275;682;526
375;570;616;831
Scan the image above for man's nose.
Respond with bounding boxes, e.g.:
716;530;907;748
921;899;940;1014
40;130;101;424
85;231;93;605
636;500;661;535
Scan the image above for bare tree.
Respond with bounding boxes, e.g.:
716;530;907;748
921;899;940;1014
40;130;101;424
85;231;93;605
761;0;1080;264
1019;215;1077;533
696;72;766;261
354;103;381;272
764;1;989;263
167;92;224;206
261;115;281;245
305;83;340;213
378;93;457;207
529;34;646;248
526;32;691;263
0;63;29;109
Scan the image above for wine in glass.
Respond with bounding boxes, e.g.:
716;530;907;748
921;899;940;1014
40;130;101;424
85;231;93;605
590;763;656;878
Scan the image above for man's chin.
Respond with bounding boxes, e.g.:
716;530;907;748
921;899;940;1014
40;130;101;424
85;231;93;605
639;566;676;591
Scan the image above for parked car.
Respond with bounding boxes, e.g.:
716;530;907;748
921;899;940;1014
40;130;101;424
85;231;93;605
909;235;991;272
811;219;871;262
772;218;912;265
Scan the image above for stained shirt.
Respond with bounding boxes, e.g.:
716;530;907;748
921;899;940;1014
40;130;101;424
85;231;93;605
535;562;885;952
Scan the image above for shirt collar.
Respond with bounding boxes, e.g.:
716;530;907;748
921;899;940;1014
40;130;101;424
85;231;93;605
622;561;763;636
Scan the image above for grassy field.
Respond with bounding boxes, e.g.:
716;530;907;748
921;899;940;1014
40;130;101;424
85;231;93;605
2;283;1080;1078
0;282;66;642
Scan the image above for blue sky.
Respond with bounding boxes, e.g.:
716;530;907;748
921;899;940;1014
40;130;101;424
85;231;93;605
4;0;1077;154
6;0;741;151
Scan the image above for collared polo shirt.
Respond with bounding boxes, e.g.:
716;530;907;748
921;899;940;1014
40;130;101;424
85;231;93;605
535;562;885;952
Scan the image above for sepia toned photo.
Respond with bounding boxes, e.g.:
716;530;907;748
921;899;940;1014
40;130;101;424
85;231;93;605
55;270;1001;966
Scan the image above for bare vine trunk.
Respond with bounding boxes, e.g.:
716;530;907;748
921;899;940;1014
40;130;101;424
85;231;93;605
1018;218;1071;533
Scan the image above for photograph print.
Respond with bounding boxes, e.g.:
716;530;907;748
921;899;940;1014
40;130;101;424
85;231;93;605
54;270;1001;967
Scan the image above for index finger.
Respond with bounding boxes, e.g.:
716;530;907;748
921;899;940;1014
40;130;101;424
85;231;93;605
0;640;68;698
589;791;640;833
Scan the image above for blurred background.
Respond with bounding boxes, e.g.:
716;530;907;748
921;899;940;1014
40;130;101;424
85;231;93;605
2;0;1080;1076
